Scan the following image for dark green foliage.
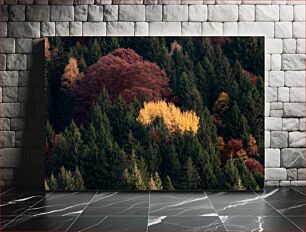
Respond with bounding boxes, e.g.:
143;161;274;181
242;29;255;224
46;167;85;191
163;175;175;191
46;37;264;191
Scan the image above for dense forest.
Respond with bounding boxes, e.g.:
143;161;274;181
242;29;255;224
45;37;264;191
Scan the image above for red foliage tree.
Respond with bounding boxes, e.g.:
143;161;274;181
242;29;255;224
72;48;172;121
222;139;248;163
244;158;264;176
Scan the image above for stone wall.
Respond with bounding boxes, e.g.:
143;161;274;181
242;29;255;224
0;0;305;188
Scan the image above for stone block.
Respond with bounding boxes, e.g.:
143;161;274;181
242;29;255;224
26;5;50;21
182;22;201;36
8;22;40;38
294;5;305;21
189;5;207;21
51;6;74;21
289;132;305;147
283;39;296;54
88;5;103;21
119;5;145;21
297;169;305;180
7;54;27;71
266;39;282;54
265;148;280;167
149;22;181;36
270;54;281;71
278;87;289;102
75;5;88;21
293;22;304;38
238;22;274;38
265;87;277;102
70;22;82;36
202;22;222;35
0;38;15;53
135;22;148;36
275;22;292;39
41;22;55;37
287;168;297;180
269;71;284;87
223;22;237;35
284;103;305;117
55;22;69;36
285;71;305;87
280;5;293;21
265;168;286;181
146;5;162;22
266;117;282;131
3;87;18;102
9;5;25;21
290;87;304;102
83;22;106;36
107;22;134;36
208;5;238;21
270;131;288;148
239;5;255;21
16;39;32;53
104;5;118;21
281;148;305;168
2;103;20;117
283;118;299;131
0;71;18;87
255;5;279;21
282;54;305;70
163;5;188;21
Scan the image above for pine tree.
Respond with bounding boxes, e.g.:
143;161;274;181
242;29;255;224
223;101;250;144
224;160;239;189
57;166;85;191
181;157;200;190
176;71;203;113
163;175;175;191
49;120;82;175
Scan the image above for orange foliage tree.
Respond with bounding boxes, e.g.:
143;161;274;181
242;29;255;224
63;58;79;87
137;101;200;135
247;134;258;156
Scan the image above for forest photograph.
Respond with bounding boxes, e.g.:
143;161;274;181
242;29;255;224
44;37;264;191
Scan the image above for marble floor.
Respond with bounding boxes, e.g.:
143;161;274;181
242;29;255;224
0;187;305;231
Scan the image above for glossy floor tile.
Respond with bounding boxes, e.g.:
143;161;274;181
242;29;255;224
0;187;304;232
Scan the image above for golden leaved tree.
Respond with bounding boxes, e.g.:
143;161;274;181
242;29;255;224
137;100;200;135
63;57;79;87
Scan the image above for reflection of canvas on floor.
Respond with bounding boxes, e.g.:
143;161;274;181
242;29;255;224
45;37;264;191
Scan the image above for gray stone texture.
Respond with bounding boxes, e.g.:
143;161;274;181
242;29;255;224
0;1;305;188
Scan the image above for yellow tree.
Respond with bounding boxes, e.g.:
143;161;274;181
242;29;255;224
137;100;200;135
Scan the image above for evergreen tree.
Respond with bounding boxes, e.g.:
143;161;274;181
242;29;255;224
163;175;175;191
57;166;85;191
223;102;250;145
224;160;239;189
181;157;200;190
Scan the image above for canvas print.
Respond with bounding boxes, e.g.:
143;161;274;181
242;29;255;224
45;37;264;191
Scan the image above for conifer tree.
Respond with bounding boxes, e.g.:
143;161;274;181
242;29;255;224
181;157;200;190
163;175;175;191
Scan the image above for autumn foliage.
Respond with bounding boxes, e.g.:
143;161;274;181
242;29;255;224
244;158;264;176
63;58;80;87
137;101;200;135
223;139;248;162
72;49;172;120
